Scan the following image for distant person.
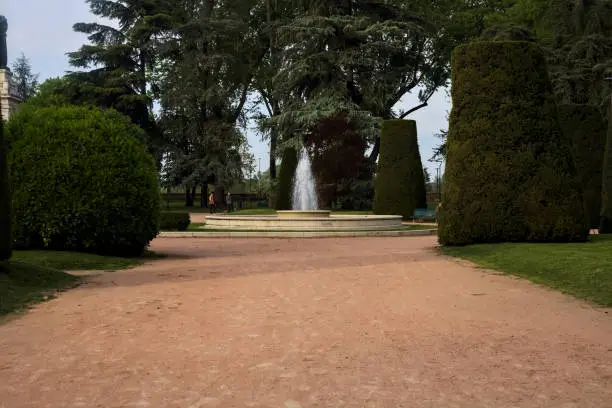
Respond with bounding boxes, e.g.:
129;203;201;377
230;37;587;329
435;201;442;223
209;192;216;214
226;191;233;213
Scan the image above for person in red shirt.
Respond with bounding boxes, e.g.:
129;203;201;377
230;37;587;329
209;192;216;214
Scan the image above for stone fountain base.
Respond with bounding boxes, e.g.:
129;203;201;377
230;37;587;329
276;210;331;219
204;212;403;231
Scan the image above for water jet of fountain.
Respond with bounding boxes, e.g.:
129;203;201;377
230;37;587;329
292;148;318;210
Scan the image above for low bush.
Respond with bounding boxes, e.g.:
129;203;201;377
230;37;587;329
7;105;161;256
160;212;191;231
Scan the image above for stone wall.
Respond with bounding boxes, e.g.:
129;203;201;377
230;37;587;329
0;68;21;120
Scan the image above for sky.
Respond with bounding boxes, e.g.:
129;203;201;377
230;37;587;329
3;0;450;175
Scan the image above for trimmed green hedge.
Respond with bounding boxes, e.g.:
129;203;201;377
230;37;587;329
7;105;161;256
374;120;426;219
160;212;191;231
558;104;606;229
601;106;612;233
438;41;588;245
0;109;11;261
275;146;298;210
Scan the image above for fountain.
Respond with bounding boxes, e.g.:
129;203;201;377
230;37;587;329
277;148;331;219
204;148;403;231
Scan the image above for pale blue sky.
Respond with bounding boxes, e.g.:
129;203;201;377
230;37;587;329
3;0;449;175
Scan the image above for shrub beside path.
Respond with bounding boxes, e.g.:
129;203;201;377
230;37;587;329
0;236;611;407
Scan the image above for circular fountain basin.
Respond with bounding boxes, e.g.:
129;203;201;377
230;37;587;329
276;210;331;219
204;212;403;231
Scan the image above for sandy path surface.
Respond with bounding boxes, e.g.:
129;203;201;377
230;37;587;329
1;236;611;408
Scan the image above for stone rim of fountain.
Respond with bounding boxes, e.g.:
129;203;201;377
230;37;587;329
276;210;331;219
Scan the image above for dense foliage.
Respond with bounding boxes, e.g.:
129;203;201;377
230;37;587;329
304;114;371;209
374;120;426;219
0;108;11;261
601;105;612;233
67;0;172;163
275;147;298;210
438;41;588;245
159;212;191;231
7;105;161;256
430;0;612;161
557;104;606;229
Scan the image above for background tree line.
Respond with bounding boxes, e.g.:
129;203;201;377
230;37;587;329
17;0;612;208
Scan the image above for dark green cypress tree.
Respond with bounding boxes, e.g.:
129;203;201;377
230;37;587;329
557;104;606;229
600;105;612;233
374;120;426;219
275;146;298;210
0;104;11;262
438;41;588;245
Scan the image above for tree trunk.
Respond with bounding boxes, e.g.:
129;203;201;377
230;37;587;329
215;185;225;211
269;128;277;179
200;184;208;208
185;185;194;207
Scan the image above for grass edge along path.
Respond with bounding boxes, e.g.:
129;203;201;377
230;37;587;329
442;235;612;307
0;261;81;317
11;250;163;271
1;250;165;317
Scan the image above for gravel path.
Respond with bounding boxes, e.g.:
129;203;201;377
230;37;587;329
0;236;611;408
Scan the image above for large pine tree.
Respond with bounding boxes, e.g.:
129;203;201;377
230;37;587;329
270;0;457;166
11;53;38;101
158;0;263;202
67;0;174;162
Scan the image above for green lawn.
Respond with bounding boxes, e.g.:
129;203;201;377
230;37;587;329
162;203;211;213
0;261;81;316
442;235;612;307
11;250;164;271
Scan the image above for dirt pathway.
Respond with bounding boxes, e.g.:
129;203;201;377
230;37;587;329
1;236;611;408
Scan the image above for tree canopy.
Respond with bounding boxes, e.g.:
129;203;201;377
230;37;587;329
57;0;610;206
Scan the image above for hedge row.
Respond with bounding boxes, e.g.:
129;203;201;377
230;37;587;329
557;104;606;229
438;41;588;245
374;119;426;219
160;212;191;231
601;105;612;233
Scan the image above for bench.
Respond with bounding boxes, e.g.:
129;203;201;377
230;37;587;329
410;208;438;223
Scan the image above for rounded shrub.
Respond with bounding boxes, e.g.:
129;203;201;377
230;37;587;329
601;106;612;233
557;104;606;229
7;105;161;256
373;119;426;219
0;110;11;261
275;146;298;210
438;41;588;245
